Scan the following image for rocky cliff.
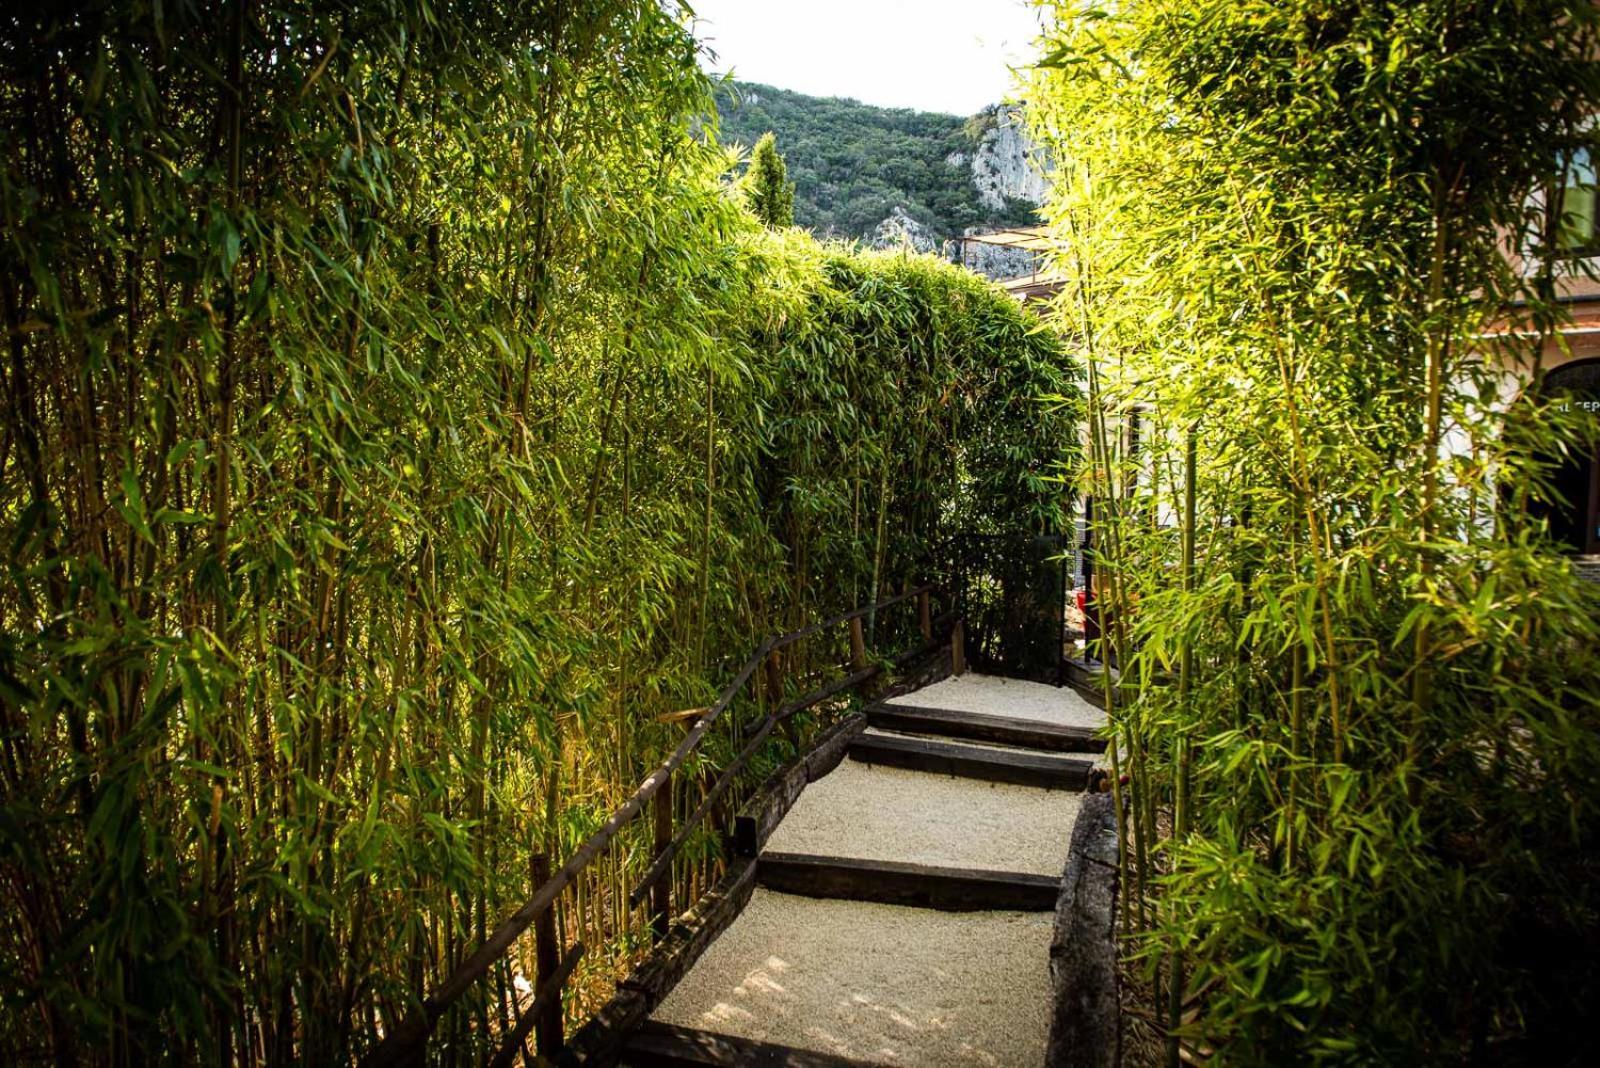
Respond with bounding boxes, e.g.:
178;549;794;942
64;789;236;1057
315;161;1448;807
969;106;1050;212
868;205;939;253
865;108;1049;267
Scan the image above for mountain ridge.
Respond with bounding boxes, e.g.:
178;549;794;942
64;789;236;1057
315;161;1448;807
712;80;1044;250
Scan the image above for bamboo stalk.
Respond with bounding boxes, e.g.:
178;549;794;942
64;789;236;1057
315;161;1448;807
1167;429;1197;1068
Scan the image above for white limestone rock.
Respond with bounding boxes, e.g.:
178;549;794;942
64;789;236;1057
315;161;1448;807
970;104;1050;211
868;205;938;254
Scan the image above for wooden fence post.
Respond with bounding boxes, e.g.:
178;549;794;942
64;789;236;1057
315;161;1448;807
651;774;673;939
766;651;784;706
767;649;795;747
952;618;966;677
530;852;563;1058
849;616;868;671
918;589;932;641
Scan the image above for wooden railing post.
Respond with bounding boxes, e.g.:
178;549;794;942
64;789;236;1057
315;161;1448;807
765;650;783;706
651;774;673;939
767;649;795;747
951;618;966;676
530;853;563;1058
849;616;868;670
918;589;932;641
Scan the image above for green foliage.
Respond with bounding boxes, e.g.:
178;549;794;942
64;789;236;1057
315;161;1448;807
0;4;1079;1061
716;81;1039;242
745;132;795;227
1026;0;1600;1062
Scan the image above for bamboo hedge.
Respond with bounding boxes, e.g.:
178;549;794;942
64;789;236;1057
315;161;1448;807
0;3;1079;1062
1026;1;1600;1063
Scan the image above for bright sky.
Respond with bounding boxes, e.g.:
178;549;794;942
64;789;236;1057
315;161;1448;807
686;0;1045;116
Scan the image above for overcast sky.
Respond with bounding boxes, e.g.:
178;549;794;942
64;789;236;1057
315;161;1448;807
686;0;1045;116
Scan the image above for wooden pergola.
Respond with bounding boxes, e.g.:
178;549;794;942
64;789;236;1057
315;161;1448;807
957;225;1065;304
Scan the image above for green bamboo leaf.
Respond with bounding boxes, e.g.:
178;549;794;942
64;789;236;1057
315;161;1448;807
116;467;155;545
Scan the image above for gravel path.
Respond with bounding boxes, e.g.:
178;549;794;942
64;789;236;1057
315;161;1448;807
763;758;1083;876
886;673;1103;731
651;890;1054;1066
644;672;1107;1065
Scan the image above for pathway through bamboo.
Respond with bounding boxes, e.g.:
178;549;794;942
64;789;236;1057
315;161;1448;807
623;674;1108;1067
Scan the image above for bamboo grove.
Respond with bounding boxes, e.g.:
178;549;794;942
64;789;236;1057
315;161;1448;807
0;3;1081;1061
1025;1;1600;1063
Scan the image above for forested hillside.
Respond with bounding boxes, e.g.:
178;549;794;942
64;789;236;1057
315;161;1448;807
714;81;1040;244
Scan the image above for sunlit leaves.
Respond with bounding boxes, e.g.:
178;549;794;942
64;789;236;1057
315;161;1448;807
1027;0;1600;1061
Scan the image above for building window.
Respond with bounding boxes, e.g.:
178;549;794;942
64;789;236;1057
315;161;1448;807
1556;146;1600;254
1525;359;1600;558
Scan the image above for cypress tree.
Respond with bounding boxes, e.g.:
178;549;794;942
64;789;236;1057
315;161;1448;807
746;131;795;228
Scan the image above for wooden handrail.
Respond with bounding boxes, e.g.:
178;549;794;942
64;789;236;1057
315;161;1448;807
362;586;940;1067
767;584;933;653
627;661;883;907
487;944;587;1068
626;612;949;911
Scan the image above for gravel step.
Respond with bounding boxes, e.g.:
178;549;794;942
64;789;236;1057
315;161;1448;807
885;672;1104;731
762;759;1081;876
649;890;1055;1066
